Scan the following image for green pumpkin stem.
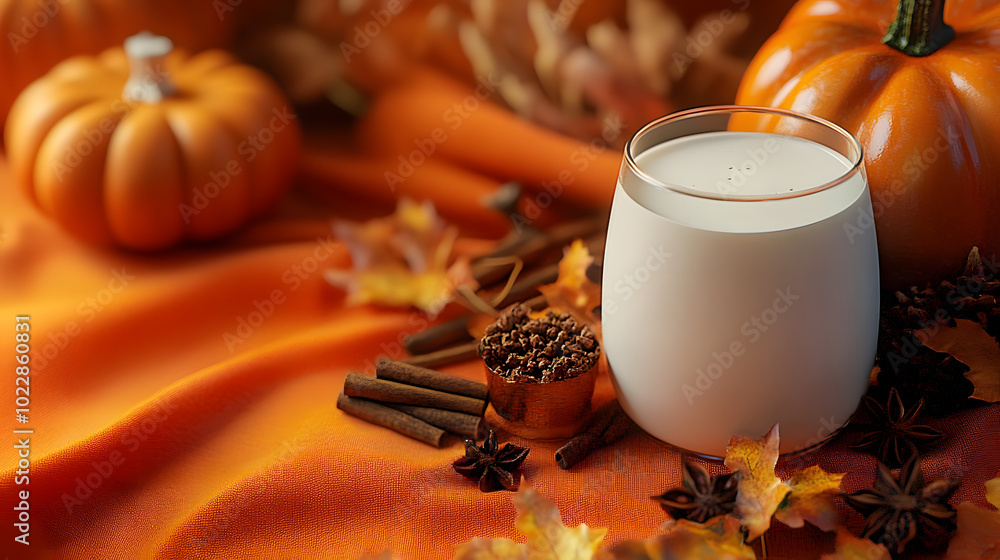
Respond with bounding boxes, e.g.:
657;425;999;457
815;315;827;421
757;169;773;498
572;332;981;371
882;0;954;56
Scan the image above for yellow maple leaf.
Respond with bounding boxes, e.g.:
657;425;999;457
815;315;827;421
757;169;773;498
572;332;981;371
608;517;754;560
774;465;844;532
535;239;602;331
987;472;1000;510
918;318;1000;402
820;528;891;560
724;424;790;541
454;484;608;560
325;199;477;316
945;472;1000;560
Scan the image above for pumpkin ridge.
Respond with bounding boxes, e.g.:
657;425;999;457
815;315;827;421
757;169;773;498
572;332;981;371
160;106;198;242
103;105;186;249
792;0;905;35
738;20;880;107
35;99;126;244
922;59;991;241
163;104;251;242
779;49;902;132
5;82;114;204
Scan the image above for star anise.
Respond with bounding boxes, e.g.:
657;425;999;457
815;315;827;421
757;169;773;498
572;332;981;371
845;457;959;555
850;387;944;468
881;247;999;341
651;461;740;523
453;430;529;492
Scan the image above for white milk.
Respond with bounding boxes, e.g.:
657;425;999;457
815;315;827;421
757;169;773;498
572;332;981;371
603;131;879;456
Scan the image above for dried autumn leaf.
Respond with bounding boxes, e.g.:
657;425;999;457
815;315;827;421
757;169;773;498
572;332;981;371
820;528;891;560
918;318;1000;402
609;517;754;560
945;473;1000;560
325;198;478;316
987;472;1000;509
945;502;1000;560
535;239;601;330
454;483;608;560
724;424;790;541
774;465;844;532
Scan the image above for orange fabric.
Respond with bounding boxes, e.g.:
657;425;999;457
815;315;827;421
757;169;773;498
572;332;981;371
1;70;999;560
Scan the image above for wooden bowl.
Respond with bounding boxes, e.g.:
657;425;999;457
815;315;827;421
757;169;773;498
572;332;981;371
483;359;599;440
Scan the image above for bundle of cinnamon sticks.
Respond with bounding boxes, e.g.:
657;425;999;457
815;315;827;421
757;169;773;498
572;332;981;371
337;359;489;447
340;215;635;463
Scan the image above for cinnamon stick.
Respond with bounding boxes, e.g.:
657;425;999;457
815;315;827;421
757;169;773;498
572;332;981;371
336;393;445;447
376;359;489;400
400;341;480;369
343;372;486;415
403;317;473;355
494;262;559;307
471;216;604;288
555;399;635;469
383;403;484;438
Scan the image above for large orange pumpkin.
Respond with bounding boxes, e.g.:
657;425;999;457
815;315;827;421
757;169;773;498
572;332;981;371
4;32;301;250
736;0;1000;287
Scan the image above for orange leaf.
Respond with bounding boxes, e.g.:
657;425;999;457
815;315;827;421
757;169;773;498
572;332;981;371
608;517;755;560
324;198;478;316
724;424;790;541
945;503;1000;559
945;473;1000;560
774;465;844;532
820;528;891;560
454;484;608;560
536;239;601;331
918;319;1000;402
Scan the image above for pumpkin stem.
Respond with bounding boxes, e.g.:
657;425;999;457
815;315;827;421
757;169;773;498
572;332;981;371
122;32;176;103
882;0;954;57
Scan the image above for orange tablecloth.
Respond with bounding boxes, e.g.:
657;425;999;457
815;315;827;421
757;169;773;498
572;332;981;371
2;106;999;559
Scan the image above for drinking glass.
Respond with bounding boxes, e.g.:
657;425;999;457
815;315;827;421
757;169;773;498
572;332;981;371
602;106;879;457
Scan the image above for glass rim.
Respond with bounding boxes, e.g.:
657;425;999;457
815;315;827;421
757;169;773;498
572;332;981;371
624;105;864;202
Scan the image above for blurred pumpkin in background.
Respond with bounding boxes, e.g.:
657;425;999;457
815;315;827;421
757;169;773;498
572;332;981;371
0;0;291;128
737;0;1000;287
4;32;301;250
241;0;799;143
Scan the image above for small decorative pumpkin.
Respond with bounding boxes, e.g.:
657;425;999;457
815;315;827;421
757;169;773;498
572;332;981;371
0;0;241;127
5;32;301;250
736;0;1000;287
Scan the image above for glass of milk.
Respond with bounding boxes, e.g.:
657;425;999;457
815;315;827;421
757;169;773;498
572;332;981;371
602;106;879;457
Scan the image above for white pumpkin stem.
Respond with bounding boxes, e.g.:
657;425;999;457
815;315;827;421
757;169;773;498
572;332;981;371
122;32;176;103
